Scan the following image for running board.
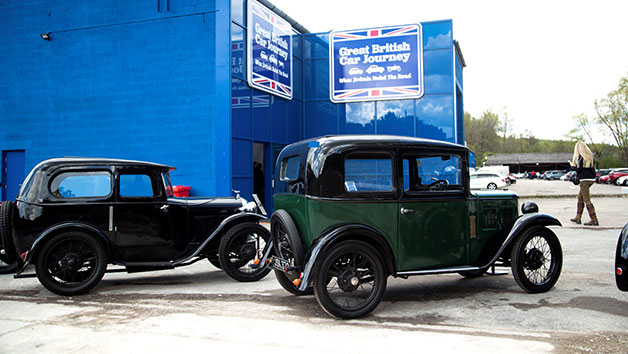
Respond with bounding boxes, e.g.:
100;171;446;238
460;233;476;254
397;264;509;277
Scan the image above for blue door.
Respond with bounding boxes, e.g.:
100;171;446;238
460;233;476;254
2;150;25;201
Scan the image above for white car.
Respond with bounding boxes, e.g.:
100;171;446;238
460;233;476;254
470;173;508;190
616;175;628;186
366;65;384;74
348;67;364;75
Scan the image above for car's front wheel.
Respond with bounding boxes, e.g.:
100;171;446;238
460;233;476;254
313;240;387;319
487;182;497;190
218;222;271;282
35;231;108;296
511;226;562;293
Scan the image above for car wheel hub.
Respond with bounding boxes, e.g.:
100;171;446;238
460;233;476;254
62;254;81;270
239;243;256;261
525;249;545;270
338;269;360;292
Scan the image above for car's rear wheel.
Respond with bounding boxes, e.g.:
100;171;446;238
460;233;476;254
35;231;108;296
0;201;19;264
487;182;497;190
313;240;387;319
271;210;312;295
218;222;271;282
511;226;562;293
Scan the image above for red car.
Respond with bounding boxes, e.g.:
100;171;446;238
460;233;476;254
609;169;628;185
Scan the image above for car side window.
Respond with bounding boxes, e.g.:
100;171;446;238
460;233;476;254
344;154;393;192
402;153;463;193
280;156;300;181
50;171;112;199
119;174;157;198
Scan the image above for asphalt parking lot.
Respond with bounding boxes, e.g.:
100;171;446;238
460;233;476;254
1;179;627;353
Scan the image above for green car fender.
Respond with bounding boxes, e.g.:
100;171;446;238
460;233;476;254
297;223;396;291
491;213;562;265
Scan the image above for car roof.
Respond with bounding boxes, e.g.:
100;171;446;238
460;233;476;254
31;157;173;173
289;135;469;152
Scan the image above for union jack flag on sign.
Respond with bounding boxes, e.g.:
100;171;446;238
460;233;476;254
329;24;423;103
247;0;293;100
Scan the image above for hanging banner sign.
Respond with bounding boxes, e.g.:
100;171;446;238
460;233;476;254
247;0;293;100
329;24;423;103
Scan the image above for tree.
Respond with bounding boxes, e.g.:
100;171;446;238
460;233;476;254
594;74;628;164
464;110;500;164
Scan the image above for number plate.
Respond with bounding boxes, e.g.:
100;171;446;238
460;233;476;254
270;256;292;272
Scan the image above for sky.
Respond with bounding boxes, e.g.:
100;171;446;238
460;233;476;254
269;0;628;142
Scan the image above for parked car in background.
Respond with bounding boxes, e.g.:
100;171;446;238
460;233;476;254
561;171;577;182
596;169;612;183
616;175;628;186
609;169;628;185
470;173;508;190
543;170;566;180
0;158;271;296
616;222;628;291
270;136;563;319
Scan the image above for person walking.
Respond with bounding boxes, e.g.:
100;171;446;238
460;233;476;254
569;141;599;226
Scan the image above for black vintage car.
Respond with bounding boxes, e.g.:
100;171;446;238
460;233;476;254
269;136;563;319
0;158;270;295
616;223;628;291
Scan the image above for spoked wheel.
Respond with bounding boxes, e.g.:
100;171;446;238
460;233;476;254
271;210;312;295
218;222;271;282
313;241;387;319
487;182;497;190
35;231;107;296
511;226;562;293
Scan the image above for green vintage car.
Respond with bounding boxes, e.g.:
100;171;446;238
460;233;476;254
269;135;563;319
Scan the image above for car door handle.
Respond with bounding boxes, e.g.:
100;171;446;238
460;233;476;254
400;207;414;215
160;204;169;210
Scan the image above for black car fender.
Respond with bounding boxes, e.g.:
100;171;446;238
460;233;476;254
616;223;628;291
490;213;562;266
17;222;112;275
174;211;267;265
297;223;396;291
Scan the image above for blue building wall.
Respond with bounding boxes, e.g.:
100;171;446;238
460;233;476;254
1;0;463;207
0;0;232;198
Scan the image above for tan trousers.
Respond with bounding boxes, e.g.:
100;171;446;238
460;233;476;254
577;180;594;204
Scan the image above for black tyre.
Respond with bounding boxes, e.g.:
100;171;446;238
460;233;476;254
218;222;271;282
35;231;108;296
511;226;562;293
487;182;497;190
0;259;17;274
0;201;18;264
271;210;312;295
208;257;223;269
313;240;387;319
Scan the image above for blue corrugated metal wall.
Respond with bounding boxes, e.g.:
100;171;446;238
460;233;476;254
0;0;232;198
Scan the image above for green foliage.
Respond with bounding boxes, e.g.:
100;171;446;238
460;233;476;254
594;74;628;164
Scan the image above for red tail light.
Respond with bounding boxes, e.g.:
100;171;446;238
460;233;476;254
618;267;624;276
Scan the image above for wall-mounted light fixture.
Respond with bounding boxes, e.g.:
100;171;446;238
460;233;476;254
40;33;51;40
